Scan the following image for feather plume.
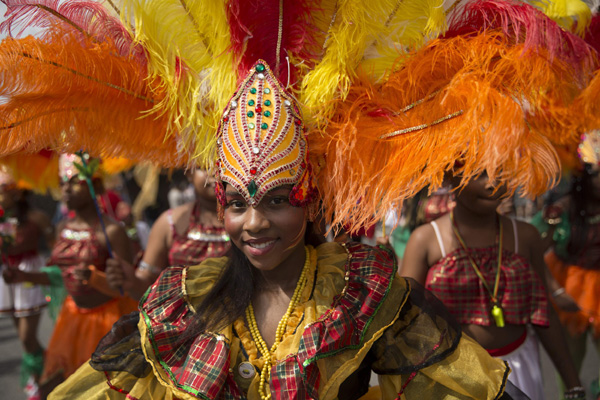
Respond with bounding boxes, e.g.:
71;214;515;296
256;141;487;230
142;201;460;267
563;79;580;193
530;0;592;35
445;0;595;75
0;29;184;166
226;0;320;86
313;31;592;232
0;0;144;60
300;0;447;127
0;150;59;193
584;13;600;53
118;0;234;167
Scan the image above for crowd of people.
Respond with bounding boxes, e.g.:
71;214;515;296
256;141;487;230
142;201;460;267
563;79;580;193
1;0;600;399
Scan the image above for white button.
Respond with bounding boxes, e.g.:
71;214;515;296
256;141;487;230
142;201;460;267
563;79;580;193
238;362;256;379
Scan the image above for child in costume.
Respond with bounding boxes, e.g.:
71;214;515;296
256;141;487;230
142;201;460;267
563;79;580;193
106;169;230;300
4;154;138;396
402;172;583;400
0;169;53;399
532;131;600;399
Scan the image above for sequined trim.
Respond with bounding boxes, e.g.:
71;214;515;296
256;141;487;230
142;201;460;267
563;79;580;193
61;228;91;241
187;230;230;242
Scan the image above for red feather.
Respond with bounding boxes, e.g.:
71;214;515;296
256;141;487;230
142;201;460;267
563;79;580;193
0;0;144;61
226;0;320;86
584;13;600;54
445;0;595;75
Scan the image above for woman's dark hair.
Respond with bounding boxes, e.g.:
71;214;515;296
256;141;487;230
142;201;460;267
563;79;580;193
181;221;323;340
567;164;596;255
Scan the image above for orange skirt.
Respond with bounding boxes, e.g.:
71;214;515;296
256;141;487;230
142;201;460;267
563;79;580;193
545;251;600;338
42;295;137;380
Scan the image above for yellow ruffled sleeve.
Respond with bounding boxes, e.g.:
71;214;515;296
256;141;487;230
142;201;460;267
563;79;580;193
378;334;509;399
49;362;176;400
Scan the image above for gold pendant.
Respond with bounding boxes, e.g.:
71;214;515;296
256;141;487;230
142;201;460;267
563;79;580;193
491;305;505;328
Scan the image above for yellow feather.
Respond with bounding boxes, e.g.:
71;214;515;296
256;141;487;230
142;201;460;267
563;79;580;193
531;0;592;35
300;0;447;127
118;0;234;167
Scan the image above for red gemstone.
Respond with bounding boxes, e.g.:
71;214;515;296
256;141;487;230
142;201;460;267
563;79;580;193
295;119;301;125
250;167;257;175
255;106;262;113
301;162;306;169
223;117;229;122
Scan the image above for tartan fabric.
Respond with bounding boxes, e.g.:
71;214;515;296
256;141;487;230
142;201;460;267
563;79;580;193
271;243;396;399
140;244;397;399
425;247;549;327
140;266;243;400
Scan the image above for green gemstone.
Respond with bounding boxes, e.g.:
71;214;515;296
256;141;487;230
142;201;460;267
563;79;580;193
248;123;255;129
264;88;271;94
255;64;265;72
263;110;271;117
261;123;268;130
247;111;254;118
248;99;255;106
250;88;257;94
247;180;258;197
264;100;272;106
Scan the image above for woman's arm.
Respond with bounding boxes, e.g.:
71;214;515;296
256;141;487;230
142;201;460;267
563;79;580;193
522;223;582;390
400;225;434;284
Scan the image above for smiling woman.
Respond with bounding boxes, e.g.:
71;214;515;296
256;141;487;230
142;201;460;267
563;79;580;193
48;60;516;400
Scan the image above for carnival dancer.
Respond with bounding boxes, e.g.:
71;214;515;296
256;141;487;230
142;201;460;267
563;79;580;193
532;131;600;399
402;171;584;400
4;154;138;396
51;59;514;400
106;169;230;300
0;0;597;398
0;169;54;399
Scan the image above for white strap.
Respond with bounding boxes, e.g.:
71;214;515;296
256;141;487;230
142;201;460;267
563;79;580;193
511;218;519;254
430;221;447;258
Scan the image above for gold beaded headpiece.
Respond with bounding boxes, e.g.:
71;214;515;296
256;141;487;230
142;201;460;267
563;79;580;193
214;61;316;212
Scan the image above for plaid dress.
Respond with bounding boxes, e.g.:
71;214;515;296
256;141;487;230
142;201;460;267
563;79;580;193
425;246;549;327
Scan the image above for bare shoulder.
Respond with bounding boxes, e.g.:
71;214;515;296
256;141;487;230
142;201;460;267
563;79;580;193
171;202;194;223
27;208;51;228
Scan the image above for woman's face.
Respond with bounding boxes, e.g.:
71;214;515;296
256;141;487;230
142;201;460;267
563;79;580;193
454;172;507;214
189;169;217;202
224;186;306;272
61;177;93;210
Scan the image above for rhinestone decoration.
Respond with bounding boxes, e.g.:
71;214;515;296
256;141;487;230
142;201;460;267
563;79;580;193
264;110;271;117
255;63;266;72
250;88;257;94
252;147;260;154
257;73;265;80
264;100;272;107
248;99;255;106
248;123;255;129
231;100;238;108
247;111;254;118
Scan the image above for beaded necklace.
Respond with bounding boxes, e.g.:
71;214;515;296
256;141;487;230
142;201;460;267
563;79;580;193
245;246;311;400
450;212;505;327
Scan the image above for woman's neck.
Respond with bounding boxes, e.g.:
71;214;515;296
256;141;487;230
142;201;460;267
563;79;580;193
72;204;100;225
254;244;307;293
452;202;498;230
195;196;217;214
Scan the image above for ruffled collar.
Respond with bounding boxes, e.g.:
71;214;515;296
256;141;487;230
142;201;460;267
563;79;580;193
139;242;397;399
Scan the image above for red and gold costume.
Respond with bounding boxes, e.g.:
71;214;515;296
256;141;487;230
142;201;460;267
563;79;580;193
42;223;137;381
167;204;230;266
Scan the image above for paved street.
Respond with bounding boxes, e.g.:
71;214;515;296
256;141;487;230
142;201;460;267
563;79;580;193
0;309;598;399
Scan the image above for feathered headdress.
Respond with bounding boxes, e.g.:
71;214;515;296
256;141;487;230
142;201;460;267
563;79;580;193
0;0;598;233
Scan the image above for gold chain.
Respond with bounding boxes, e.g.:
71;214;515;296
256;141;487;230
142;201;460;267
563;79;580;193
245;246;311;400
